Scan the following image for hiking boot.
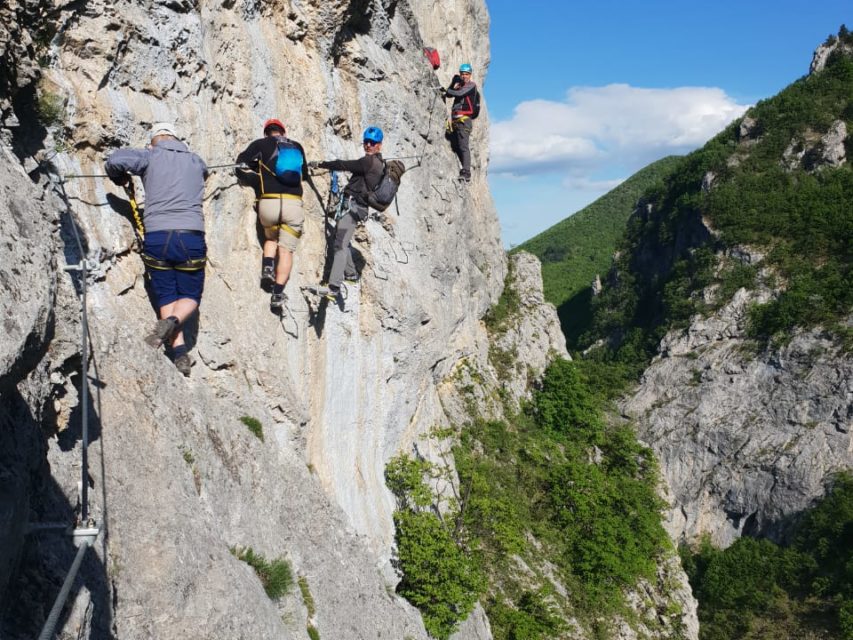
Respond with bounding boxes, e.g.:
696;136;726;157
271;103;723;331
144;317;179;348
270;291;287;310
174;353;193;377
324;287;344;306
261;265;275;286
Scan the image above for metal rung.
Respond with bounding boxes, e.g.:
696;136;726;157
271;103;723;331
63;259;98;272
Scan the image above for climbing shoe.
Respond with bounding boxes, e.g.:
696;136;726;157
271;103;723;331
174;353;193;377
261;264;275;286
270;291;287;310
344;274;360;285
144;317;179;348
324;287;344;306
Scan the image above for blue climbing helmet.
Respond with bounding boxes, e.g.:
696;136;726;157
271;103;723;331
363;126;384;143
459;63;473;73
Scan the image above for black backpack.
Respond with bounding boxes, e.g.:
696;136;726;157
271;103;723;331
366;160;406;212
470;87;481;119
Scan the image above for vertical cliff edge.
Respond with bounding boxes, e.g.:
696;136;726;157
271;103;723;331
0;1;545;638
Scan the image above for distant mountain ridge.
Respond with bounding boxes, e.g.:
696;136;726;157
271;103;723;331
514;155;683;347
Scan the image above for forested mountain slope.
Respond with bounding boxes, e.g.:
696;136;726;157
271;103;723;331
578;27;853;640
515;156;683;346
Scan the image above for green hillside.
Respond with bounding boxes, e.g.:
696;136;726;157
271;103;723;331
580;28;853;640
514;156;684;347
584;30;853;380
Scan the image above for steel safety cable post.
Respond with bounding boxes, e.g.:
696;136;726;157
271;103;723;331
36;538;92;640
49;173;94;523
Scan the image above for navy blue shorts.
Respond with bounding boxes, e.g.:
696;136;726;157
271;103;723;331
143;230;206;306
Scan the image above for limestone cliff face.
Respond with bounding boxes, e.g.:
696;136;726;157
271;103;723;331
0;1;560;638
624;254;853;549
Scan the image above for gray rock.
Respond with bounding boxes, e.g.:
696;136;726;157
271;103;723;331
490;252;570;405
626;286;853;548
738;115;758;141
819;120;847;167
2;0;503;637
810;38;853;74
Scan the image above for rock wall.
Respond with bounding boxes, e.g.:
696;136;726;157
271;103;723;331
0;1;567;639
625;276;853;548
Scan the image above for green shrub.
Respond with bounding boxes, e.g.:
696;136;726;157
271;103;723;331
386;454;486;639
240;415;264;441
684;473;853;639
36;89;65;128
385;455;434;509
531;359;602;443
454;358;667;630
393;510;485;639
390;357;669;637
230;546;292;599
487;590;568;640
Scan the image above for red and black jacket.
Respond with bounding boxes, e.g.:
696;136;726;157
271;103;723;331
445;75;478;119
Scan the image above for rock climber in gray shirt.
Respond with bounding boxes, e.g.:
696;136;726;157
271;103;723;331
105;122;209;376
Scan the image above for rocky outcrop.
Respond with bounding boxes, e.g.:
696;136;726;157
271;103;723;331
616;555;699;640
0;0;47;125
625;282;853;548
0;146;59;606
490;252;570;401
782;120;848;171
0;1;574;639
810;34;853;74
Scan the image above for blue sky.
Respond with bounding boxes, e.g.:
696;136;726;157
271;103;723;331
484;0;851;246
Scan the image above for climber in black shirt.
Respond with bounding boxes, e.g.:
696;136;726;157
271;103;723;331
236;118;309;311
309;126;385;308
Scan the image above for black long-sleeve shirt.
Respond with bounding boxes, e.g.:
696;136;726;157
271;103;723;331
235;136;308;197
318;154;384;206
445;75;478;118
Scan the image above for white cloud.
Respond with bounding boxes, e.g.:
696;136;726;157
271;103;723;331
490;84;749;175
561;176;626;192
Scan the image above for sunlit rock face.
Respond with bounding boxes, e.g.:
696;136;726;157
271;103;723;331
0;1;563;638
625;280;853;550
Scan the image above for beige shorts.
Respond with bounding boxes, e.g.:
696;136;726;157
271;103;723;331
257;196;304;252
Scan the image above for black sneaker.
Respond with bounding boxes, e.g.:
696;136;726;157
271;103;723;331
174;353;193;377
144;318;179;348
270;292;286;310
261;265;275;286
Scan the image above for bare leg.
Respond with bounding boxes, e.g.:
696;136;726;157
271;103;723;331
263;239;277;260
159;298;199;348
275;247;293;286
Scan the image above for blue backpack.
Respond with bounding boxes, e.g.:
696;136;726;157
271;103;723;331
270;138;304;187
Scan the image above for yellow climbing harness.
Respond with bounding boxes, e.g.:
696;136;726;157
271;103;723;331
255;162;303;239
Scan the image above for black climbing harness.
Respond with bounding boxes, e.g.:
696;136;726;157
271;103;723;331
141;230;207;272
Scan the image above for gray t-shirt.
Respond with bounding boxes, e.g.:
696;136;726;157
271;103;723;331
106;139;208;233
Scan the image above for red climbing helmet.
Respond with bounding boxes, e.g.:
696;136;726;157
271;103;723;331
263;118;286;135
